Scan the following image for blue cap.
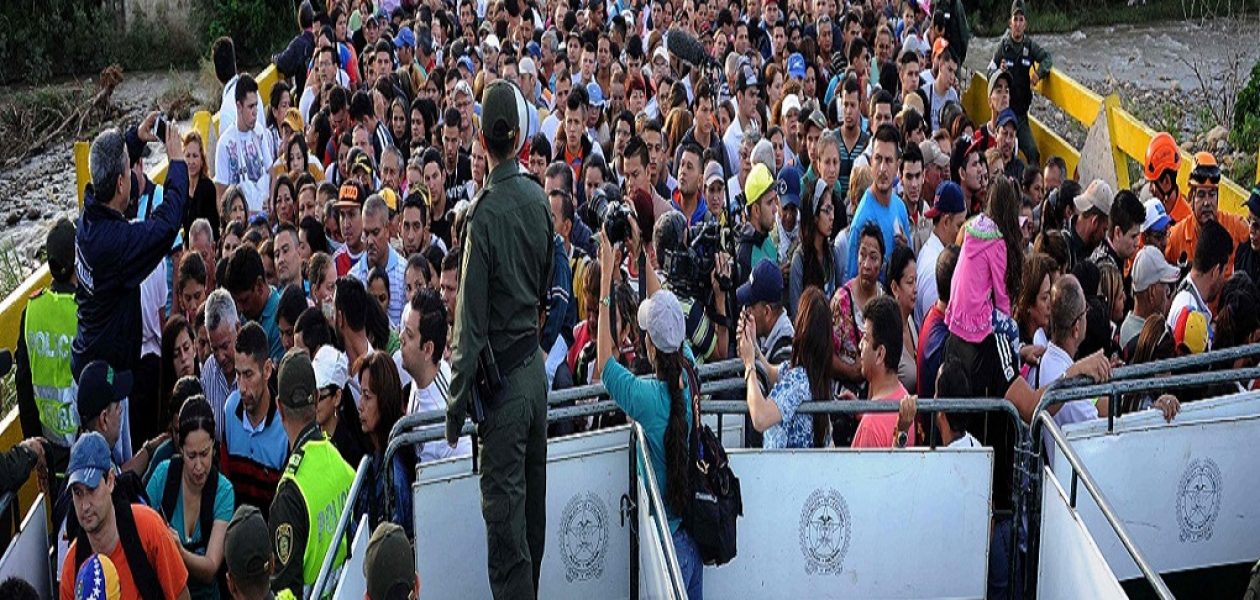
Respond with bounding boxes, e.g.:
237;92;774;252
925;181;966;218
737;259;785;306
997;108;1018;129
68;432;113;490
787;53;806;79
586;82;606;108
394;26;415;48
526;41;542;58
775;166;802;208
457;55;475;75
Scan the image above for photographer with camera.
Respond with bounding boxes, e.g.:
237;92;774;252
654;211;733;364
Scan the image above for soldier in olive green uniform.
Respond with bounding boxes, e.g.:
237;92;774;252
268;348;357;598
446;79;555;599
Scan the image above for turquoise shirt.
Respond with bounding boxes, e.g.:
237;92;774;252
254;287;284;362
602;346;696;533
145;459;236;600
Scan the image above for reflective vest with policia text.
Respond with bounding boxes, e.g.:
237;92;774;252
279;436;356;594
24;288;79;447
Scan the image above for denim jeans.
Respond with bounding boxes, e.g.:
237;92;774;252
672;527;704;599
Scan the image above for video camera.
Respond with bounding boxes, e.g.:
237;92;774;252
661;219;735;302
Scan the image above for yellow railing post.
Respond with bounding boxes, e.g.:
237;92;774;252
1103;94;1131;190
74;141;90;207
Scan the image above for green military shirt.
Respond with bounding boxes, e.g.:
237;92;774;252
446;160;554;443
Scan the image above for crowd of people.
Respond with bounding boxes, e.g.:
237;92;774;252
1;0;1259;598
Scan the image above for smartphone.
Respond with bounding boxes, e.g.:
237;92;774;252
152;114;168;141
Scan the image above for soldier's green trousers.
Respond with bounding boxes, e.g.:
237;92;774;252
477;349;548;599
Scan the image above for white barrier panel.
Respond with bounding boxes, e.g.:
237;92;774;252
637;474;678;599
332;515;372;600
413;426;631;599
0;494;50;598
1055;409;1260;580
704;449;994;599
1062;390;1260;437
1036;468;1126;599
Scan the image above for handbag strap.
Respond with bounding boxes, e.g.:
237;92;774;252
683;360;704;463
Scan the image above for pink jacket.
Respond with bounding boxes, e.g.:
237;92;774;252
946;215;1011;344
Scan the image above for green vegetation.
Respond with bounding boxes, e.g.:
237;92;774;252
1231;60;1260;158
0;0;295;86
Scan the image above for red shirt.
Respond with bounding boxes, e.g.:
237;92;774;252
852;382;916;448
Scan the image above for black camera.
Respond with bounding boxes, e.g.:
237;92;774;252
602;200;635;247
661;219;735;301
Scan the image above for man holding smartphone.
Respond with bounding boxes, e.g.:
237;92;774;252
73;113;188;461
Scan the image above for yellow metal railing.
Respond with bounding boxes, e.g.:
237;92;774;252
963;68;1253;215
0;65;278;519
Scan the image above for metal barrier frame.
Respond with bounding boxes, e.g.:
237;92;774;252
1022;346;1260;598
385;394;1026;597
1031;413;1174;599
628;422;688;599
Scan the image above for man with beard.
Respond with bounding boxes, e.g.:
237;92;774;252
845;125;911;281
221;323;286;512
59;432;190;600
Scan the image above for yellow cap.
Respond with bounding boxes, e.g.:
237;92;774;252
380;188;398;212
745;163;775;206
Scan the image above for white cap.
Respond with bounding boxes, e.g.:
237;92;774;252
482;34;501;52
637;290;685;353
1074;179;1114;215
1131;246;1180;293
519;57;538;76
312;346;349;391
1141;198;1171;233
780;94;802;120
652;45;669;64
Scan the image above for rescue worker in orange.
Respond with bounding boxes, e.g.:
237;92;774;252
1165;152;1248;272
1144;132;1192;225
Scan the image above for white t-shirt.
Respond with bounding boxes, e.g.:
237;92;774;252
407;360;473;463
914;233;945;329
214;123;274;214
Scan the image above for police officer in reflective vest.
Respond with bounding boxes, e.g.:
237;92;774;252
16;217;79;488
447;79;555;598
268;348;356;598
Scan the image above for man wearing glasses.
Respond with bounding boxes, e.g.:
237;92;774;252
1164;152;1249;270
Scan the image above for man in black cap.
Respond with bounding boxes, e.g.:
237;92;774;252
76;360;162;477
225;505;282;600
987;0;1052;168
447;79;554;598
268;348;356;598
363;522;419;600
16;217;79;489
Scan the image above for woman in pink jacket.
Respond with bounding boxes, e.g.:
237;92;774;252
947;178;1026;344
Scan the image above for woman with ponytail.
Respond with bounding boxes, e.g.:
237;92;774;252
593;231;703;599
144;396;235;600
738;287;836;449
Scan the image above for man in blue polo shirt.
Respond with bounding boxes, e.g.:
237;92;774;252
224;245;284;362
221;322;287;513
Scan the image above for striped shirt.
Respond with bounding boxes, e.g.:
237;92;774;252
350;245;408;327
201;355;238;443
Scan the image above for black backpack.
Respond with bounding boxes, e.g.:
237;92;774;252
681;365;742;566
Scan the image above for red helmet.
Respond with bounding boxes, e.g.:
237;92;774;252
1144;132;1180;181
